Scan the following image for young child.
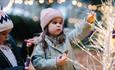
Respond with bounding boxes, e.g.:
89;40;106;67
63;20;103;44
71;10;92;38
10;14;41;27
31;8;95;70
0;10;28;70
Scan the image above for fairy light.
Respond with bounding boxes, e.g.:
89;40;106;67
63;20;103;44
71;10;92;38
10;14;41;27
39;0;44;4
61;0;66;3
32;16;38;22
92;5;97;10
48;0;54;4
88;5;93;10
24;0;33;5
28;0;33;5
14;0;23;4
57;0;65;4
72;0;77;6
24;0;28;5
77;2;82;7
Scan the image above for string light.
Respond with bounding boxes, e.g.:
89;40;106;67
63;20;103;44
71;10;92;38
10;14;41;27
48;0;53;4
39;0;44;4
72;0;77;6
14;0;23;4
77;2;82;7
88;5;97;10
24;0;33;5
57;0;65;4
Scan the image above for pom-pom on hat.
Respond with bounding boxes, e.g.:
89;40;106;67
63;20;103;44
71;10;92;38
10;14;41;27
0;10;13;32
40;8;63;31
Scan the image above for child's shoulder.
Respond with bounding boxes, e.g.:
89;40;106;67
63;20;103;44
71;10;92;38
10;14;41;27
33;36;42;45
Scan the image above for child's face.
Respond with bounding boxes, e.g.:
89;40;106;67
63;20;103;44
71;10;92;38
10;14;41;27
0;29;11;45
48;17;63;36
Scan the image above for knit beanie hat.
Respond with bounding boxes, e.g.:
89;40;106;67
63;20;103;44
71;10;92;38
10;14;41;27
40;8;63;31
0;10;13;32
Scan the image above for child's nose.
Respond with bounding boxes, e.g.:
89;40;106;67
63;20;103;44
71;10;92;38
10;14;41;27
57;23;61;26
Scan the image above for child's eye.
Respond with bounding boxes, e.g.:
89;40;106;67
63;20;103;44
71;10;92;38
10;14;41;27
0;30;11;36
0;33;5;36
52;21;63;25
0;32;9;36
52;21;57;24
53;22;62;24
59;22;62;24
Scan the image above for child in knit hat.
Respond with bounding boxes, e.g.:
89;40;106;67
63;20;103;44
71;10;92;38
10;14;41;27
29;8;96;70
0;10;34;70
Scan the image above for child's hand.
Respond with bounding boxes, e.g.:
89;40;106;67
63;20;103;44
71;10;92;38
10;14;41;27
87;12;96;24
28;61;36;70
25;36;41;47
25;38;35;47
56;53;67;66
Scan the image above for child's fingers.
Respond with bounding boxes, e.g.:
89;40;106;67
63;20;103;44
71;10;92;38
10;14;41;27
57;54;68;66
26;42;33;47
87;12;96;24
25;39;35;47
25;39;34;43
61;53;67;61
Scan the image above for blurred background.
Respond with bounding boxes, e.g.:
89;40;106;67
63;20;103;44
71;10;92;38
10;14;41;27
0;0;114;45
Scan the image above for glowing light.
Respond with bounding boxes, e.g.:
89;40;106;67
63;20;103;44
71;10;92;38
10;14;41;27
77;2;82;7
39;0;44;4
28;0;33;5
24;0;33;5
61;0;66;3
14;0;23;4
88;5;93;10
32;16;38;21
88;5;97;10
24;1;28;5
72;0;77;6
57;0;65;4
48;0;53;4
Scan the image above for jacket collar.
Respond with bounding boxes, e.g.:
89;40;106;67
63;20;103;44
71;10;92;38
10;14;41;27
45;35;66;54
0;49;13;67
